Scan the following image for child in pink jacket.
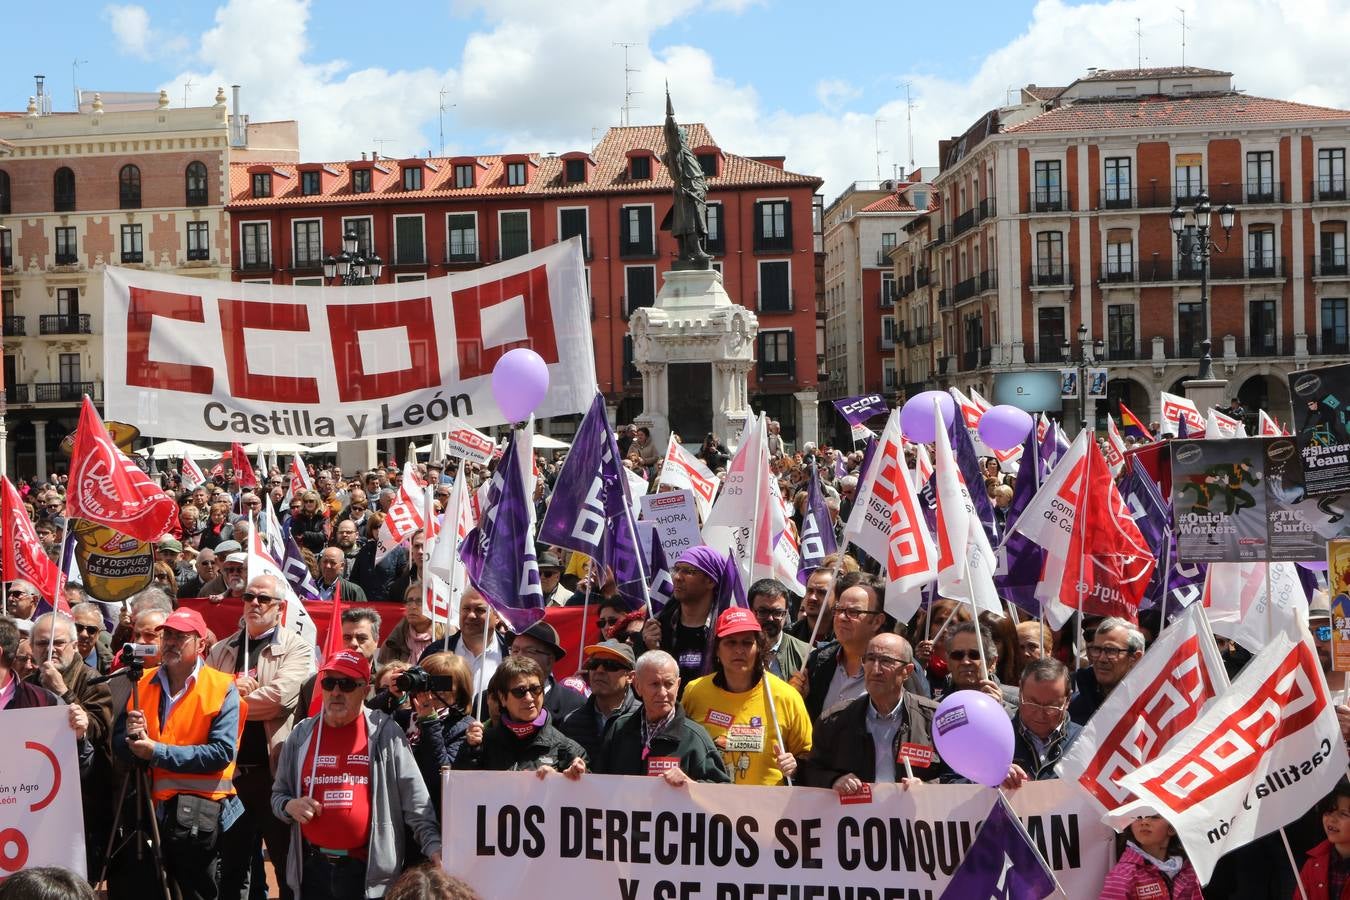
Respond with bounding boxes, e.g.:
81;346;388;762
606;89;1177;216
1100;814;1202;900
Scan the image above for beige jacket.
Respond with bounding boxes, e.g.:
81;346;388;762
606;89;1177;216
206;625;315;772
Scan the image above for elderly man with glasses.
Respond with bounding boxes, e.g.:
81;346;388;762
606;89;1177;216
208;573;316;900
800;633;952;792
4;580;41;627
70;601;113;674
273;649;441;900
1068;616;1144;725
1001;657;1081;790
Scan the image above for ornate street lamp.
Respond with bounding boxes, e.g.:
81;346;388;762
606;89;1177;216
1169;192;1236;379
322;229;383;285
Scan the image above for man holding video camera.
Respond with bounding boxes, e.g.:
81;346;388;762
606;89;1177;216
113;607;244;900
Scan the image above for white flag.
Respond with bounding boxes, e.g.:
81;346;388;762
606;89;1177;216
1203;561;1308;653
1160;391;1205;436
1056;604;1228;814
246;521;316;649
1104;415;1127;476
1205;407;1243;439
659;435;719;521
377;461;427;555
1258;409;1283;437
1112;612;1348;883
932;401;1001;616
181;455;206;490
703;414;772;589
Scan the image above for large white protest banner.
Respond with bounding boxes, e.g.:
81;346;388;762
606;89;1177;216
102;239;597;440
0;707;86;877
442;772;1111;898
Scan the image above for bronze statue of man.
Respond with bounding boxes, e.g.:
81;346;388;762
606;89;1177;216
661;90;711;270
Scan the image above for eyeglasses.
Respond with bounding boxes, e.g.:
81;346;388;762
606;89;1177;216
754;608;789;621
1021;699;1067;718
862;652;910;670
153;573;173;582
510;645;553;661
320;677;366;693
241;592;279;606
947;649;984;662
290;504;302;511
74;624;100;635
1315;625;1333;642
1085;645;1131;661
507;684;544;699
597;616;622;630
588;659;630;673
31;639;70;651
540;569;561;578
834;607;880;621
6;591;29;599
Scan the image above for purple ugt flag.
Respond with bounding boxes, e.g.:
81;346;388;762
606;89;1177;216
460;428;546;633
940;794;1056;900
1118;455;1173;611
948;406;998;546
832;393;889;428
797;457;838;582
642;523;675;614
281;532;321;601
995;427;1046;615
538;393;651;611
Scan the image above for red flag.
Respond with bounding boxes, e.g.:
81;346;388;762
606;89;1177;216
2;476;62;598
308;580;345;717
66;396;177;542
231;442;259;488
210;456;226;480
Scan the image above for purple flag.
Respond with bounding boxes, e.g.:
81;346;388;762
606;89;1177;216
940;794;1056;900
281;532;321;601
642;524;675;613
995;427;1046;614
948;408;997;545
857;436;879;490
1038;419;1064;476
833;454;848;479
1177;410;1191;439
832;393;888;427
797;457;838;581
1119;455;1176;613
539;393;650;611
460;429;546;632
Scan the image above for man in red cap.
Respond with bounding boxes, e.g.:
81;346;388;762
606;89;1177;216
113;606;243;900
271;649;442;900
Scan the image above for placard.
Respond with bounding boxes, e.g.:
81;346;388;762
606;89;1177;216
0;707;86;878
1330;539;1350;672
640;489;703;560
1289;363;1350;497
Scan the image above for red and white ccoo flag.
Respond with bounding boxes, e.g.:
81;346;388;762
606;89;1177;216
377;461;427;554
658;434;719;520
65;396;178;543
932;401;1001;616
181;454;206;490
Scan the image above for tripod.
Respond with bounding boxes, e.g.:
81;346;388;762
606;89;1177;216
96;659;176;900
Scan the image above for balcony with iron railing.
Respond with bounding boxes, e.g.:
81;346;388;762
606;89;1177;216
240;256;273;271
444;241;482;265
897;275;915;299
1312;253;1349;278
914;325;932;344
978;269;998;293
932;225;949;246
1096;187;1136;210
54;251;79;266
34;381;95;403
1029;263;1072;288
39;314;91;335
953;275;979;302
1026;189;1070;213
898;328;912;348
879;290;896;309
962;349;980;371
1100;262;1137;284
5;384;27;404
754;290;795;313
1104;340;1138;361
937;289;952;309
1310;333;1350;356
2;315;24;336
876;247;897;266
879;334;896;351
1311;176;1348;202
977;197;996;221
951;208;977;238
915;266;931;287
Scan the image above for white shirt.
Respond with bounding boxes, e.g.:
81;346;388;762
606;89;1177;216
455;637;502;695
155;657;204;724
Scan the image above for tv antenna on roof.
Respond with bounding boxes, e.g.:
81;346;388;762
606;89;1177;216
373;138;396;157
438;86;455;156
904;82;916;170
614;42;640;126
183;77;195;108
874;118;887;182
1176;7;1188;67
71;58;88;109
1135;17;1144;70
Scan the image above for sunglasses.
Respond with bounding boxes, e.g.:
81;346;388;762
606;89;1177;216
242;592;279;606
507;684;544;699
74;624;100;635
588;659;630;673
597;616;622;629
947;649;984;662
320;676;366;693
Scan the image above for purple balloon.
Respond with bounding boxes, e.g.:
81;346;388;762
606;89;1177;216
1300;560;1329;572
931;691;1014;787
900;391;956;443
492;348;550;422
977;404;1035;451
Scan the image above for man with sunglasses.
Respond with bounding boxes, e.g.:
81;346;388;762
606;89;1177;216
208;573;316;900
273;650;441;900
113;607;243;900
559;640;640;760
70;602;113;674
4;580;39;627
939;622;1019;707
800;633;951;792
1067;616;1143;726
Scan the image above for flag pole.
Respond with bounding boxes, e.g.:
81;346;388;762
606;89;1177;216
805;539;851;647
744;414;767;604
577;579;592;669
473;611;490;723
1073;432;1091;671
761;672;791;786
928;600;961;645
1281;827;1312;900
994;789;1066;898
47;515;72;663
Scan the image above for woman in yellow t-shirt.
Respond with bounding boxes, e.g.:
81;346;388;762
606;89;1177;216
681;607;812;786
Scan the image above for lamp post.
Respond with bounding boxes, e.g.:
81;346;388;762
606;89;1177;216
1169;192;1235;379
1062;323;1105;434
322;229;384;286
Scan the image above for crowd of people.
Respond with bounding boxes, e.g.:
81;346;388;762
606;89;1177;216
0;414;1344;900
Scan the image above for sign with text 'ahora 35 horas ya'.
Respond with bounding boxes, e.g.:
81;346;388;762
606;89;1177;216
103;240;596;440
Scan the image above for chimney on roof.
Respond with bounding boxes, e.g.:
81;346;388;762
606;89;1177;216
34;74;50;116
372;150;379;161
361;151;367;161
229;85;247;147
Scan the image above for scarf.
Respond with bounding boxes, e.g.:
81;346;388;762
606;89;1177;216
1127;842;1185;881
503;709;547;740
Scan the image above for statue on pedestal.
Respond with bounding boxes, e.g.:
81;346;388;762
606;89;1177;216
660;89;711;271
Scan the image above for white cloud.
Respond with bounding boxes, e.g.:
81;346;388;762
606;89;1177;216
106;4;153;60
154;0;1350;201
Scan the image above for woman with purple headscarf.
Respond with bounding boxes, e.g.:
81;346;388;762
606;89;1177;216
640;546;744;691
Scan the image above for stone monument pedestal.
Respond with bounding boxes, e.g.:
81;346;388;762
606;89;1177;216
629;268;758;450
1184;378;1230;418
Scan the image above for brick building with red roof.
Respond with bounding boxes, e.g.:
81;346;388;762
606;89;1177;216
892;65;1350;430
226;123;824;441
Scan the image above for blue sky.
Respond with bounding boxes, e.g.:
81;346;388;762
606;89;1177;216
3;0;1348;199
